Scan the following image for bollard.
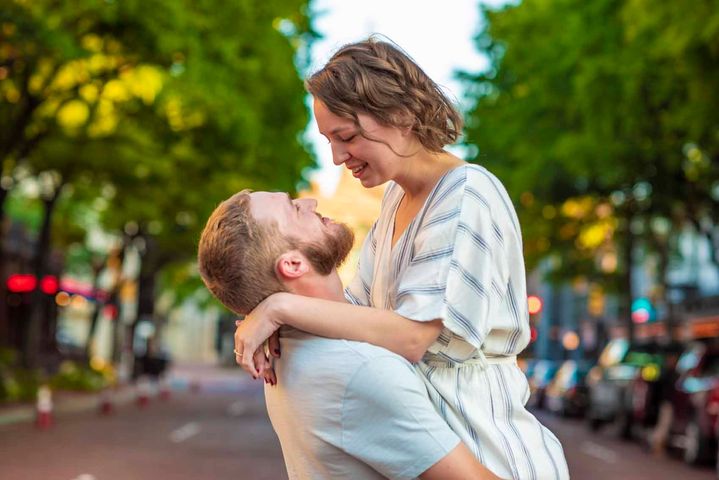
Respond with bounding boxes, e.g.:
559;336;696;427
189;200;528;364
99;388;114;415
136;377;150;408
35;385;53;430
159;377;171;401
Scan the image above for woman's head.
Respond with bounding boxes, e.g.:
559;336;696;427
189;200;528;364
306;37;463;154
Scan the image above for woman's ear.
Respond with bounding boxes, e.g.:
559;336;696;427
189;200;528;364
275;250;310;280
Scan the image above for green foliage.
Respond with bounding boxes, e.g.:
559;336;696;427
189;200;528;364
464;0;719;288
0;348;42;403
49;360;108;392
1;0;318;321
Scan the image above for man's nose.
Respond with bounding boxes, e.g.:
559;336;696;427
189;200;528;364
297;198;318;211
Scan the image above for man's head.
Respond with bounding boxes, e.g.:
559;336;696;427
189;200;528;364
197;189;354;315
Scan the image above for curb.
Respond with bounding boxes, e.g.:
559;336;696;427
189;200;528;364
0;385;137;427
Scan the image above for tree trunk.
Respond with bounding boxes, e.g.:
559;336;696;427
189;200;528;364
22;186;63;369
621;217;635;344
654;235;672;340
84;257;106;358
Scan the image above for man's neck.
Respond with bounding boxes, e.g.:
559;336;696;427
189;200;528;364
291;270;346;303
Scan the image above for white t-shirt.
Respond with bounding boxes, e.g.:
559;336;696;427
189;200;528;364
264;327;460;480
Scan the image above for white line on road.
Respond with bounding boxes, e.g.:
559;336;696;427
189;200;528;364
580;441;618;464
169;422;201;443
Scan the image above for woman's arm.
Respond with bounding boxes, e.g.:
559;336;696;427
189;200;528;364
234;292;443;375
276;293;443;362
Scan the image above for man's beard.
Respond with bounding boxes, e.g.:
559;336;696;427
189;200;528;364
297;222;355;275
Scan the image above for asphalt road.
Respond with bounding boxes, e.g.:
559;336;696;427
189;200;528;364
536;409;717;480
1;363;716;480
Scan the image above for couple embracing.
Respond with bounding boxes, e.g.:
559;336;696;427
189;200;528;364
198;38;569;480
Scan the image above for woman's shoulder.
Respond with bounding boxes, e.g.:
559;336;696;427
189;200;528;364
431;163;504;205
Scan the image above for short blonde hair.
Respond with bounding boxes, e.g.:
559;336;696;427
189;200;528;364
197;190;291;315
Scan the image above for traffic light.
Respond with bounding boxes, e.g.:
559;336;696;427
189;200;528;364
631;297;655;324
527;295;543;344
528;295;543;315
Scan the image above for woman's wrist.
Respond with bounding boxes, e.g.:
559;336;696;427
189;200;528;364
268;291;293;327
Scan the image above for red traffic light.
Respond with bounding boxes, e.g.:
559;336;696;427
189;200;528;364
528;295;543;315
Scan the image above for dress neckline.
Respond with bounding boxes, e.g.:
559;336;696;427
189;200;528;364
388;163;468;254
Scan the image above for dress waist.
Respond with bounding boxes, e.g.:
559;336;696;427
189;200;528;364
422;352;517;369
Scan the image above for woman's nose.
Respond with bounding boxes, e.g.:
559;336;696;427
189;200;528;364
331;143;350;166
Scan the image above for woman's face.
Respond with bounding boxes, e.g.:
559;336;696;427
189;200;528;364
313;98;411;189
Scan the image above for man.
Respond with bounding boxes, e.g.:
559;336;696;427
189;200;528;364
197;190;502;480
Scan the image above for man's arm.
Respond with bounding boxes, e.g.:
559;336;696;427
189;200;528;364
421;443;504;480
341;355;501;480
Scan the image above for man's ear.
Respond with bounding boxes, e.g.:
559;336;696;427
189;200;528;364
275;250;310;281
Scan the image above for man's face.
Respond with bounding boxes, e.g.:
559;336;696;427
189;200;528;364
249;191;354;274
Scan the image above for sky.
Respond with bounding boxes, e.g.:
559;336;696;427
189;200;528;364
303;0;505;195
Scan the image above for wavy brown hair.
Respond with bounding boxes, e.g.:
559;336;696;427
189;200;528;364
306;36;463;153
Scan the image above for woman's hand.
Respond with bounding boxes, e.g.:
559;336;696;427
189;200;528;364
233;292;287;377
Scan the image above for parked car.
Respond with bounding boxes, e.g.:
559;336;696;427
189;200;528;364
586;338;680;438
667;341;719;466
545;360;592;417
528;359;560;409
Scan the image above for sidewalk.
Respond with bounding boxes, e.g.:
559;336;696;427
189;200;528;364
0;362;251;427
0;383;136;427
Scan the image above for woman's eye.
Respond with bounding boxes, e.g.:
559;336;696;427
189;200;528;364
340;134;356;142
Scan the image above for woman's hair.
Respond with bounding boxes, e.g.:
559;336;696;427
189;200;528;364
306;36;463;153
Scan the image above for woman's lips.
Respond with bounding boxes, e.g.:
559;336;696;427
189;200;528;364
350;163;367;178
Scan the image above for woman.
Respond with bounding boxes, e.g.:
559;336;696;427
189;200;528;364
234;37;569;480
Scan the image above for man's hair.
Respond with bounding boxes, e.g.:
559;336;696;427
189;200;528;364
197;190;290;315
306;36;463;153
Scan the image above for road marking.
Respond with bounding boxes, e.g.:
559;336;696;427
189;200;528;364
169;422;201;443
580;441;618;464
227;401;247;417
71;475;97;480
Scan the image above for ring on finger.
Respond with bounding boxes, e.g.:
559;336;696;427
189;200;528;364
233;349;244;357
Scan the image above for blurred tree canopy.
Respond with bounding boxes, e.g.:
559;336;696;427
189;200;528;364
464;0;719;325
1;0;316;367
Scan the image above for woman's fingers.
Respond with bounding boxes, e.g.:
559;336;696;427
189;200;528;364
262;367;277;386
268;331;281;358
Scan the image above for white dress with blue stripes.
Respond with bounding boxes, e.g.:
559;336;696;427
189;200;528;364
345;164;569;480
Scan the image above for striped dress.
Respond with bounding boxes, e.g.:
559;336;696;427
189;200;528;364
345;164;569;480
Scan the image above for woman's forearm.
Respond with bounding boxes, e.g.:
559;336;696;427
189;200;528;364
275;293;442;363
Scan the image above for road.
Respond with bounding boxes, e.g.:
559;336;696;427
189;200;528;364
1;363;716;479
537;410;717;480
0;364;288;480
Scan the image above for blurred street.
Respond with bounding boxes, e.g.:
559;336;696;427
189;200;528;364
0;364;287;480
537;410;716;480
0;362;715;480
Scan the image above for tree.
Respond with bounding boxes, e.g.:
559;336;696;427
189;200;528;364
463;0;719;339
1;0;317;368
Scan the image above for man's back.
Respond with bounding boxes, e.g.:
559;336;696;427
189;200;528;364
264;327;459;480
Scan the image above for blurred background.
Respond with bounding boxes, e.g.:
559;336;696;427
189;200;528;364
0;0;718;479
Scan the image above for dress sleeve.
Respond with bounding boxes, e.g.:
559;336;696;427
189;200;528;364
393;169;509;351
343;221;377;307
